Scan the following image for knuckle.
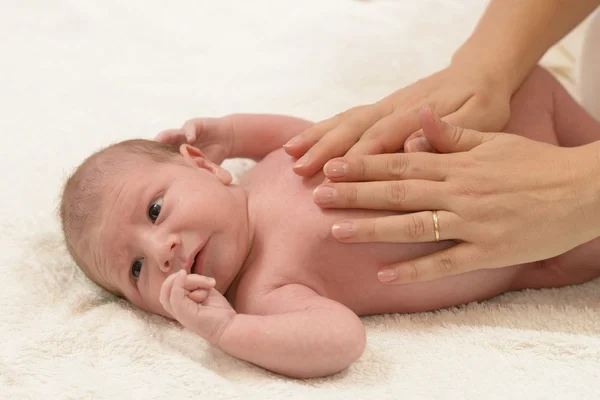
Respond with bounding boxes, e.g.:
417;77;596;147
453;182;480;199
386;155;409;178
335;106;360;121
341;116;365;131
342;185;359;205
405;263;420;281
434;253;455;275
385;181;407;205
406;214;427;240
356;156;370;179
448;123;465;144
362;125;383;140
365;219;379;241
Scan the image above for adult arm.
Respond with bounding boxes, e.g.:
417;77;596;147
285;0;600;176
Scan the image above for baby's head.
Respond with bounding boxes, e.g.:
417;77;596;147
60;139;250;317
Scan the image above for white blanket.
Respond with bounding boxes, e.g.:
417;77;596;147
2;1;599;399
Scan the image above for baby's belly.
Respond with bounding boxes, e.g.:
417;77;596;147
242;150;523;316
306;239;522;316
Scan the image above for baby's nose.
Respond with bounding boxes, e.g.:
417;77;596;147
148;230;180;273
158;241;178;273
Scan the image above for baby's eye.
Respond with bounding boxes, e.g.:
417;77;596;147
131;259;143;279
148;197;163;223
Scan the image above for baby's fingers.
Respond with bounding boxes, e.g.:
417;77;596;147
184;274;216;291
154;129;186;145
159;272;181;316
181;118;203;144
188;289;210;303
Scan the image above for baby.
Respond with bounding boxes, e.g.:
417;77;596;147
60;67;600;379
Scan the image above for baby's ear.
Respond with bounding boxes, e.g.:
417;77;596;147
179;144;233;185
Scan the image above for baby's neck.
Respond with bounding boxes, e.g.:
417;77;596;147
222;184;257;301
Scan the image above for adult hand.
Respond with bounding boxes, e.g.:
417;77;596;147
313;106;600;284
284;63;512;177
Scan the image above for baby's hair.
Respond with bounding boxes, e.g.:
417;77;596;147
59;139;180;295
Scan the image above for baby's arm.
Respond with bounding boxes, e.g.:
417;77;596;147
219;284;366;378
156;114;312;163
227;114;313;160
160;273;365;379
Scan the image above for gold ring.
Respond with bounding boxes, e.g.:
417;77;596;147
432;211;440;242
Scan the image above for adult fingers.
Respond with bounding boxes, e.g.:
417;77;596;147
313;180;450;211
376;243;488;284
283;114;345;158
291;105;386;176
323;152;447;182
344;108;421;156
420;105;497;153
330;211;460;243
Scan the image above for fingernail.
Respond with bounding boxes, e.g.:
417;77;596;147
294;153;310;168
284;136;303;148
332;221;355;239
377;269;398;282
313;186;336;205
405;137;433;152
324;160;347;179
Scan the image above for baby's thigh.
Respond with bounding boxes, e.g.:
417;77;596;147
504;67;559;145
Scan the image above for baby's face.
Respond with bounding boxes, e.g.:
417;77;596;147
84;147;248;317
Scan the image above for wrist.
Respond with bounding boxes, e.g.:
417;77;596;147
223;115;236;160
570;141;600;241
451;43;522;98
588;141;600;238
213;312;237;347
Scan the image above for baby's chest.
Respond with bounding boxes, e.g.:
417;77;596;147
239;227;384;303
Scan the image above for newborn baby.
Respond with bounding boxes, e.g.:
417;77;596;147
60;67;600;379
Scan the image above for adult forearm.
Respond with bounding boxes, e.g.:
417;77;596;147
453;0;599;94
217;310;366;379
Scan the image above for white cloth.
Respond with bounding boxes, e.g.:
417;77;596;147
1;1;599;399
578;9;600;121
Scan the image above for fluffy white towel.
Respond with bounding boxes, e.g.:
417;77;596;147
1;1;598;399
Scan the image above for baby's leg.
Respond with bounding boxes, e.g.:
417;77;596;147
505;66;600;147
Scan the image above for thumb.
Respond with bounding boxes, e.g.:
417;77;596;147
420;105;489;153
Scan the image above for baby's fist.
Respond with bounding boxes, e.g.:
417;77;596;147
160;271;236;344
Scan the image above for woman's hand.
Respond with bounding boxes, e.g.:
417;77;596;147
284;63;513;177
313;106;600;284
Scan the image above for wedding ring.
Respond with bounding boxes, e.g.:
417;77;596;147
432;211;440;242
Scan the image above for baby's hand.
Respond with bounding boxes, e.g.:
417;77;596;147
155;117;234;165
159;270;236;345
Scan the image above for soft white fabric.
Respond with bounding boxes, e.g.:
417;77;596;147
1;1;599;399
578;9;600;121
